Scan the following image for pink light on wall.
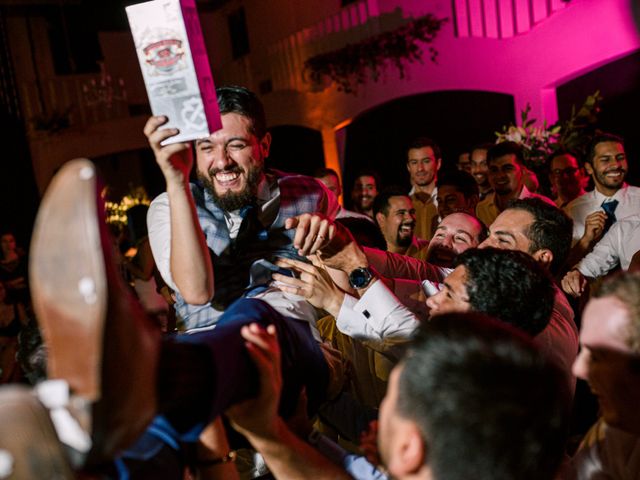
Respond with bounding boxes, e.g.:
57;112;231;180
484;0;500;38
468;0;485;37
252;0;640;149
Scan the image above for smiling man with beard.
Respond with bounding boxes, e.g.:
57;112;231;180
145;86;338;330
350;170;379;218
373;189;428;260
564;133;640;261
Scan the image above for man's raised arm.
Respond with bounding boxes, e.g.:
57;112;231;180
145;116;214;305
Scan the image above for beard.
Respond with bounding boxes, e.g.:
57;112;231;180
198;164;263;211
396;230;413;248
594;168;626;190
358;195;374;210
426;244;456;267
494;182;515;195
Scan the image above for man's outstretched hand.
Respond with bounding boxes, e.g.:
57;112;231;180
285;214;368;273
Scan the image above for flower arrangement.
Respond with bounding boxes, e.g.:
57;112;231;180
104;186;151;229
303;13;447;94
496;91;602;169
495;104;560;168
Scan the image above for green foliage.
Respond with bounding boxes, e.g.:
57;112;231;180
303;14;447;94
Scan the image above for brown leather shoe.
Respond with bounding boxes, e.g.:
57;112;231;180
0;385;74;479
30;159;161;467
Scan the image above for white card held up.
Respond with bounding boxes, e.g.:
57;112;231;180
126;0;222;144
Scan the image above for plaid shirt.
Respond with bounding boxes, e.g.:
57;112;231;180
151;170;338;330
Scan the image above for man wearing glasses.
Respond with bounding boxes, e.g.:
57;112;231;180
548;151;586;208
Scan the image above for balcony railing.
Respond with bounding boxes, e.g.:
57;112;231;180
19;73;129;135
266;0;417;92
452;0;569;39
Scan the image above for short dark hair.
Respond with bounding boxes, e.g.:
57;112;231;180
586;132;625;165
454;248;555;335
372;187;410;218
406;137;442;160
436;170;479;199
397;313;569;480
312;167;339;180
216;86;267;139
506;198;573;274
546;148;576;165
352;169;381;190
470;142;495;156
487;141;525;165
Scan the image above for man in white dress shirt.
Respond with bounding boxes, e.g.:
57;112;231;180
276;212;486;335
562;215;640;297
564;133;640;262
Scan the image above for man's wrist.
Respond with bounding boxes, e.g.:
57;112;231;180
342;250;369;274
166;178;191;196
325;291;345;317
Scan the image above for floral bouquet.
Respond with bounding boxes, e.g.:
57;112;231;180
496;91;602;170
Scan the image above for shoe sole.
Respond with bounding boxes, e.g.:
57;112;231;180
30;159;161;466
30;159;107;403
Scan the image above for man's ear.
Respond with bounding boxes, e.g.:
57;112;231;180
584;161;594;177
532;248;553;269
436;158;442;172
260;132;272;158
375;212;386;231
387;422;427;477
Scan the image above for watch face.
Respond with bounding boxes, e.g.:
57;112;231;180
349;267;372;288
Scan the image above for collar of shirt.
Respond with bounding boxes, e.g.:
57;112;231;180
482;184;529;211
592;183;629;204
223;174;280;239
409;186;438;202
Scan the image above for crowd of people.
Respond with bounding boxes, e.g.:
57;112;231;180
1;85;639;480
